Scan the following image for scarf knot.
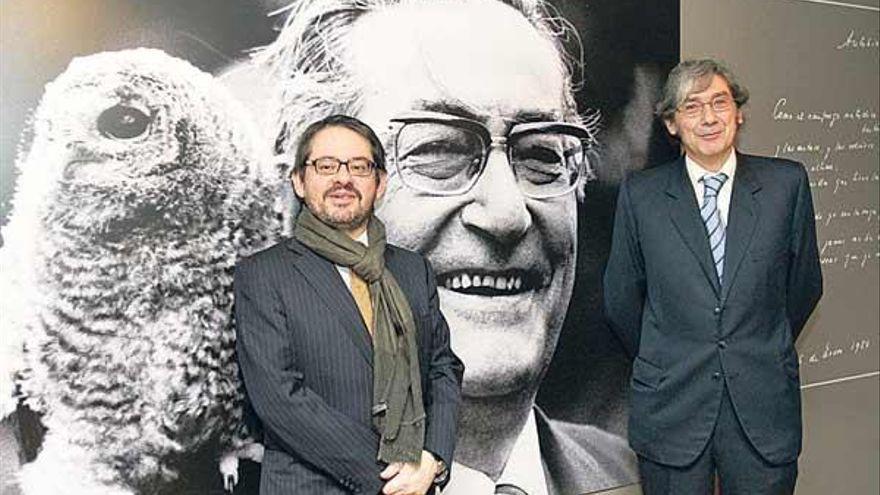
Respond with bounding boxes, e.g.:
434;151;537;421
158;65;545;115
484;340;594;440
352;248;384;283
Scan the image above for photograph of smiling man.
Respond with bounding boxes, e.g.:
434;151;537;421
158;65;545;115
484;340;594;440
247;0;678;493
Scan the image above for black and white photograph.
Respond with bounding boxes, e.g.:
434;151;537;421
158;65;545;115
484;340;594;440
0;1;679;494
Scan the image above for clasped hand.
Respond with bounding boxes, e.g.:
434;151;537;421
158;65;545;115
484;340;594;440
379;450;440;495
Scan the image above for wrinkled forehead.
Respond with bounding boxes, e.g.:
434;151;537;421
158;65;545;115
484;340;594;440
345;0;569;124
680;72;731;103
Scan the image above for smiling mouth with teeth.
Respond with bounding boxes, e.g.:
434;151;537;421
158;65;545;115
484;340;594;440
439;270;538;296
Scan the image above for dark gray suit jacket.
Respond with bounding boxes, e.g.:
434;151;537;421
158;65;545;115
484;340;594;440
535;407;638;494
234;237;463;494
603;154;822;467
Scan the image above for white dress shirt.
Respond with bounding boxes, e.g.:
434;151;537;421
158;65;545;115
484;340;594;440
441;410;549;495
685;151;737;226
335;230;368;292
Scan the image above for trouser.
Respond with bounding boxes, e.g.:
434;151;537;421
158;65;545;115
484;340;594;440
638;384;798;495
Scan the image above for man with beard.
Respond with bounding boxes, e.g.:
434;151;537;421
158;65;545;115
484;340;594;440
248;0;639;493
234;115;463;494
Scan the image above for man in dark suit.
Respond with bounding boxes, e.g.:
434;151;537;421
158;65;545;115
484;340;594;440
604;58;823;494
234;115;464;495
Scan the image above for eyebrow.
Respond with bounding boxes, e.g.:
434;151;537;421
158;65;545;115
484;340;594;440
684;91;731;102
413;99;560;123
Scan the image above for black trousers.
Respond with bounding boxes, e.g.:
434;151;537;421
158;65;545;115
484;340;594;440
638;384;798;495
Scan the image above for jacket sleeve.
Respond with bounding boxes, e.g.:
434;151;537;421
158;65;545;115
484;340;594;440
786;164;823;341
419;256;464;487
603;177;647;358
233;258;384;495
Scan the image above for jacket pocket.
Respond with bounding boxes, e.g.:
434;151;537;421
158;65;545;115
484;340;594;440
632;356;665;390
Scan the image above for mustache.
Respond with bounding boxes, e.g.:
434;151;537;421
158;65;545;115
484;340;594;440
323;184;362;200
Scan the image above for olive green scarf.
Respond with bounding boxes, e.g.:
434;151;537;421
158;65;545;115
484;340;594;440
294;208;425;463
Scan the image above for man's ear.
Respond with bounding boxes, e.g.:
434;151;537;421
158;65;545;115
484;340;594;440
663;118;678;136
292;170;305;199
375;170;388;202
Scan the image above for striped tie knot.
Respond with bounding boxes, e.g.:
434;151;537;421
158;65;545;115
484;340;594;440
702;173;728;198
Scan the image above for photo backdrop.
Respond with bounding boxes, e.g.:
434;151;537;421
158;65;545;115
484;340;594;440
0;1;678;494
4;2;875;495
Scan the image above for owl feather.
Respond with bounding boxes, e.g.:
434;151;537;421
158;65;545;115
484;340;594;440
0;48;278;493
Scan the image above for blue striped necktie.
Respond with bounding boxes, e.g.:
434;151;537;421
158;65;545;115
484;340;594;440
701;173;729;283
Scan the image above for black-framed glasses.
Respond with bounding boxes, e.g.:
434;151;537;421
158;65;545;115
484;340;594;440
677;95;734;118
388;111;595;199
305;157;377;177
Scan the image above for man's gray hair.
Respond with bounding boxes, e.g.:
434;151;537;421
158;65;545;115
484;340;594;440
256;0;591;157
655;58;749;122
252;0;598;228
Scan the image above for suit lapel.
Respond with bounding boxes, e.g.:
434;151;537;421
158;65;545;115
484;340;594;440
665;158;721;296
720;154;761;303
286;238;373;367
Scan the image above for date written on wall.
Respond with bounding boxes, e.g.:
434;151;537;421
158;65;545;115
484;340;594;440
798;336;873;367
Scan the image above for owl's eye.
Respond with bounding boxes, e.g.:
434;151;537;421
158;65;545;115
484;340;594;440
97;105;151;140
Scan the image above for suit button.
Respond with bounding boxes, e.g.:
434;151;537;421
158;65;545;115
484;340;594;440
712;372;722;380
718;340;727;349
713;306;722;315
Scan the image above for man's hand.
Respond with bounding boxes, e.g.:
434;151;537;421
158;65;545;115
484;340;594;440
379;450;441;495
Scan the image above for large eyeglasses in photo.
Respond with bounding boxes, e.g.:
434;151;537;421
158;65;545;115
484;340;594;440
389;111;595;199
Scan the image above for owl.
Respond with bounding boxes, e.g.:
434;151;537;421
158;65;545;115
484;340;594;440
0;48;278;493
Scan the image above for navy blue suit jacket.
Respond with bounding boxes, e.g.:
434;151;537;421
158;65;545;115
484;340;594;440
234;237;463;494
603;153;822;467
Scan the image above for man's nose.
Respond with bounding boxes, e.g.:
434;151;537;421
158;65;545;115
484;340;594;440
700;104;720;124
332;163;354;183
460;148;532;243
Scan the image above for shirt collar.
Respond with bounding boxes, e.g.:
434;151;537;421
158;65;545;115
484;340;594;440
446;409;548;495
355;229;368;246
686;150;737;190
496;409;548;495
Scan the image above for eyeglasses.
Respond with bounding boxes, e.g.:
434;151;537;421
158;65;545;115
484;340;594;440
305;157;377;177
677;95;734;118
388;111;594;199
